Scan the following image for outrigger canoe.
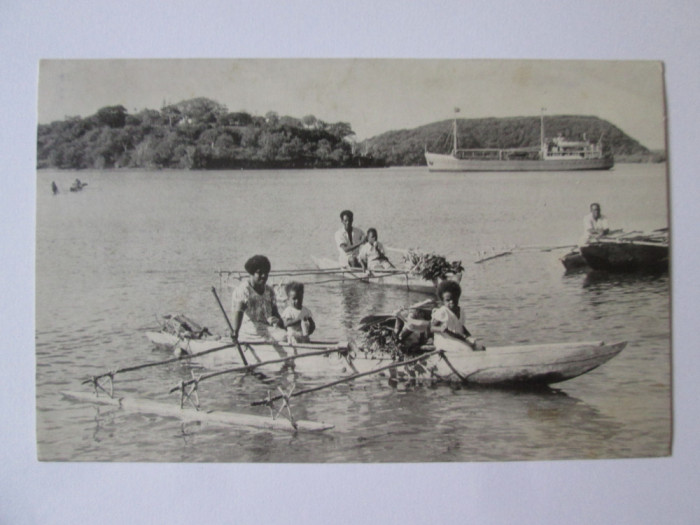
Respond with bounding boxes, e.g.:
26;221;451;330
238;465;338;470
145;330;626;387
580;236;669;272
560;229;669;273
310;256;461;295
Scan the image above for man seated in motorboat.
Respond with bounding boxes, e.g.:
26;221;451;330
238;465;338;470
358;227;393;275
580;202;610;245
335;209;365;268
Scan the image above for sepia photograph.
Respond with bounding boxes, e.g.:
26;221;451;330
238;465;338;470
35;58;671;463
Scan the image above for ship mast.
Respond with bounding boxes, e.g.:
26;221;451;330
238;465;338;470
540;107;546;147
453;107;460;154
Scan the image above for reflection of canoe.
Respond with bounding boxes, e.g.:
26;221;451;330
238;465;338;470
145;331;626;386
310;256;460;295
580;236;669;272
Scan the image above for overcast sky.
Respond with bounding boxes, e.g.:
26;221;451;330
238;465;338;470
38;59;666;149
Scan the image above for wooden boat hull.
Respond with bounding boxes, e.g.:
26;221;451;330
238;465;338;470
580;240;668;272
146;332;626;386
425;152;614;172
310;256;460;295
433;340;626;385
560;250;589;271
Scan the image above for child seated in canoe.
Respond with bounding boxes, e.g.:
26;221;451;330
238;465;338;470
359;228;393;273
281;282;316;344
431;280;485;352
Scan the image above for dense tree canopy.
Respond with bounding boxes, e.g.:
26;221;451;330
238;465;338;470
37;98;380;170
37;104;661;170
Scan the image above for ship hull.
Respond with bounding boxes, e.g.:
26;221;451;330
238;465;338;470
425;152;614;172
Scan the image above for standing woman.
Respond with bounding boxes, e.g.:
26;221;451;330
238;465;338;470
230;255;286;342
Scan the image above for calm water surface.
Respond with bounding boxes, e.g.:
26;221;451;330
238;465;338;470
36;164;671;462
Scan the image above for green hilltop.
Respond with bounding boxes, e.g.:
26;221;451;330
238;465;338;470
361;115;664;165
37;97;381;170
37;101;664;170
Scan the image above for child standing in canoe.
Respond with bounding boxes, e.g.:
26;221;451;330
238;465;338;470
281;282;316;344
431;280;485;352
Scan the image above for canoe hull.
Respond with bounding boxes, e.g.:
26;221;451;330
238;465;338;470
433;340;626;385
580;240;668;272
310;256;459;295
560;250;589;271
146;332;626;387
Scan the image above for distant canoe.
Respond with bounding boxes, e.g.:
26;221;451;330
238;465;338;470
69;181;88;192
580;235;669;272
310;256;460;295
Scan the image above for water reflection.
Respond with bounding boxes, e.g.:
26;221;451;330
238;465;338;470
36;167;671;461
582;270;669;289
306;380;625;462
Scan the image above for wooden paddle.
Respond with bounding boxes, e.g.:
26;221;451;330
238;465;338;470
211;286;248;366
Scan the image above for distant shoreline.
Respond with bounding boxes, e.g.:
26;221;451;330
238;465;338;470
38;158;666;171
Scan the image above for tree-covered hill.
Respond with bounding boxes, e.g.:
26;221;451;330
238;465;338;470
37;97;383;170
38;105;664;170
360;115;665;165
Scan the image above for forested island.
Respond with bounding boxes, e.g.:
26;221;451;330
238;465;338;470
37;98;663;170
37;98;382;170
360;115;664;166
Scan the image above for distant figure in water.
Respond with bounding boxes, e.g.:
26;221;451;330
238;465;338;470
51;181;58;195
70;178;87;192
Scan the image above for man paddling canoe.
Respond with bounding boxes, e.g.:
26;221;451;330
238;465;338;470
335;209;365;268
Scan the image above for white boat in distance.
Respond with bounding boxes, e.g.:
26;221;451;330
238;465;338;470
425;110;614;172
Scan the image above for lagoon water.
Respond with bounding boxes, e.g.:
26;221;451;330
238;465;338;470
36;164;671;462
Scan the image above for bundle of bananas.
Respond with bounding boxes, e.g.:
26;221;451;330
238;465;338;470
402;250;464;281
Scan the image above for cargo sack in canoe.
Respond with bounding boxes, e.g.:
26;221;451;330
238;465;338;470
160;314;212;339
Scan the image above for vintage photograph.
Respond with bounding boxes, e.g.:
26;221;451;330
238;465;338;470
36;59;670;462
